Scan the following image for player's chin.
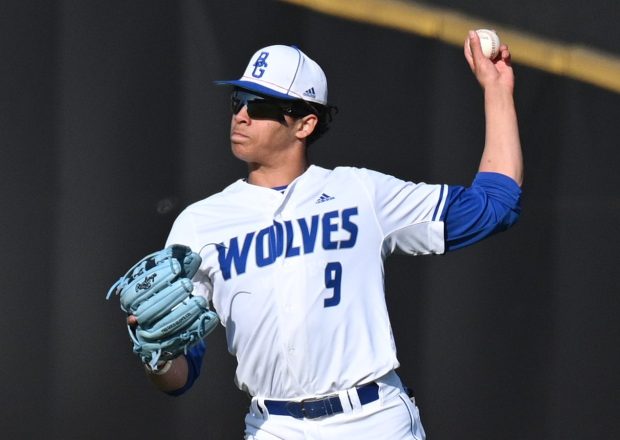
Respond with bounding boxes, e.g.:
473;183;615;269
230;142;255;162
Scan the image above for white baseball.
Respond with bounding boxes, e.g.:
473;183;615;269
470;29;501;59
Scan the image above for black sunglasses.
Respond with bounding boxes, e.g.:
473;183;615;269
230;90;316;121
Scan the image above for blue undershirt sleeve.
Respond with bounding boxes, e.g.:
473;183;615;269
165;339;207;397
440;172;522;251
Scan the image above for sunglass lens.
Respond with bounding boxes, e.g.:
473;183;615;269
230;91;286;121
231;96;243;114
247;102;286;120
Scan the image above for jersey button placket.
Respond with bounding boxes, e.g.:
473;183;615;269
282;251;297;358
271;210;292;360
276;208;302;361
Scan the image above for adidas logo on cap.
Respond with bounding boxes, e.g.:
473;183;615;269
303;87;316;99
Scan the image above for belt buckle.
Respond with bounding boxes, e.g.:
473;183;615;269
283;400;305;419
302;396;328;419
285;395;333;419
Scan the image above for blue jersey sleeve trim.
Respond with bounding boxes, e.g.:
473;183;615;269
432;184;445;221
441;172;521;251
165;340;206;397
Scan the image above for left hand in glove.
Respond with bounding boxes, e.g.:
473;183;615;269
107;244;219;371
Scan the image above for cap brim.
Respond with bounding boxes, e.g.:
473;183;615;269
214;80;298;101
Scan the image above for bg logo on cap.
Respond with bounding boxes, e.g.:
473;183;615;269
252;52;269;78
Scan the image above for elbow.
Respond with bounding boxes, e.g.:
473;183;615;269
163;373;196;397
497;203;521;231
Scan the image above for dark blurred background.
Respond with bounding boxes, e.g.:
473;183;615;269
2;1;619;439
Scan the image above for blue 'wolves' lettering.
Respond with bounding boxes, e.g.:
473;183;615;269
218;207;358;280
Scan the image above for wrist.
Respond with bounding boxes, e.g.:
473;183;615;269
144;359;173;375
483;82;514;99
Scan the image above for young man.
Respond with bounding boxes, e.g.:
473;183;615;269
134;32;522;439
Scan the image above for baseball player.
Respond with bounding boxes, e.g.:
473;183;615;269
124;31;522;439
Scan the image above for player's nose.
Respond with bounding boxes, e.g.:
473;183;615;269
233;104;251;123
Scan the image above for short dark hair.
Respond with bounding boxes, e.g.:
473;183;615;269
302;102;338;147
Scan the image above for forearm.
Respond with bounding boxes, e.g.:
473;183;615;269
479;84;523;186
145;356;189;392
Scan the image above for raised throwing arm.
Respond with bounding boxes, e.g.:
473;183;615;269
465;30;523;186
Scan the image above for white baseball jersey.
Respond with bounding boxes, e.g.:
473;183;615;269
166;165;448;399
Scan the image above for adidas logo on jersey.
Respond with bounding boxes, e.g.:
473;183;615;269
303;87;316;99
315;193;334;204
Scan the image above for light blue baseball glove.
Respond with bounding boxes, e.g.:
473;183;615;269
106;244;219;371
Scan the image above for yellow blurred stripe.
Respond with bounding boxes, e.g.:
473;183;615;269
280;0;620;94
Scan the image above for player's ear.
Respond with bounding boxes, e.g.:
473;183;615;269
295;114;318;141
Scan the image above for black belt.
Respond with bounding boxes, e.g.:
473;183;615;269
263;382;379;419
